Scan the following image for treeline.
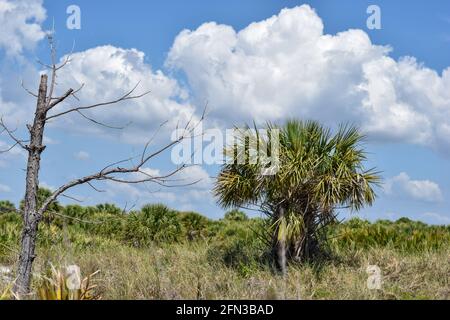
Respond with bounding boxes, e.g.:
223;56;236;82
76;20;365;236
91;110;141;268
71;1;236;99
1;194;450;268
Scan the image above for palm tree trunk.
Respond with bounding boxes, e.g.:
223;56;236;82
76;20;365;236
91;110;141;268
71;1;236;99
275;206;287;276
292;212;319;262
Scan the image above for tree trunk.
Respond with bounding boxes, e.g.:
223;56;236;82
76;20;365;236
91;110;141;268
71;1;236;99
275;206;287;276
14;75;48;297
292;212;319;262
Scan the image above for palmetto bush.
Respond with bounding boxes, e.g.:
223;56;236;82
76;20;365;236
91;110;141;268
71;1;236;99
224;209;249;222
0;201;16;215
330;218;450;252
215;120;381;273
37;265;101;300
123;204;182;246
0;213;22;259
179;211;209;241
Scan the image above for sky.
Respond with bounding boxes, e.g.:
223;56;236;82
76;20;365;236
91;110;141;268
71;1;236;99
0;0;450;223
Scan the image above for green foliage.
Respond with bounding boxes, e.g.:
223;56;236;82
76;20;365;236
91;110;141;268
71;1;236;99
328;218;450;252
19;187;62;213
62;205;87;221
179;211;209;241
37;265;100;300
206;217;268;276
224;209;248;222
94;203;123;215
1;194;449;270
0;212;22;259
123;204;182;246
214;120;381;262
208;237;263;277
0;201;16;214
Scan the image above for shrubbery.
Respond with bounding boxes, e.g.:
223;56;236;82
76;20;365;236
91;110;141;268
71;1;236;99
123;204;182;246
179;211;209;241
0;201;16;214
224;209;248;222
1;198;449;269
328;217;450;252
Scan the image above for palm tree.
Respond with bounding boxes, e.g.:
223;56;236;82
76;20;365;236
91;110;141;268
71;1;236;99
214;120;380;274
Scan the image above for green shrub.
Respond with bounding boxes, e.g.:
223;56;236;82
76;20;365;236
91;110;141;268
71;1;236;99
0;213;22;259
179;211;209;241
328;218;450;252
87;212;125;239
0;201;16;214
94;203;123;215
123;204;182;246
224;209;248;222
19;187;62;214
207;236;264;277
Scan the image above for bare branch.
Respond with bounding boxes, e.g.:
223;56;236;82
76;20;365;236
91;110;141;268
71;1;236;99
55;40;75;71
50;211;103;225
0;141;21;154
42;34;77;110
47;89;74;110
141;120;168;163
46;31;58;109
104;164;187;185
75;109;131;130
100;157;135;174
121;201;137;214
20;81;38;98
36;58;52;69
0;117;29;151
45;83;151;121
87;181;105;193
38;114;203;216
61;194;84;203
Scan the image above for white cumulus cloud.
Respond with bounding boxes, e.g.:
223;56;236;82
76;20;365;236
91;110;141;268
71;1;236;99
74;151;90;161
384;172;443;203
421;212;450;225
167;5;450;154
0;0;46;56
0;183;11;193
45;45;197;145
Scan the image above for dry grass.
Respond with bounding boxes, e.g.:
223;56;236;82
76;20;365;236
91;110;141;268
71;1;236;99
2;241;448;300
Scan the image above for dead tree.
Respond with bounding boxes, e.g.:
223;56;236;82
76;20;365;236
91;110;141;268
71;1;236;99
0;36;203;297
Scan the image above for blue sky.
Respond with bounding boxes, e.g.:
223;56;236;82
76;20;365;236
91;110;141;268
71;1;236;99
0;0;450;223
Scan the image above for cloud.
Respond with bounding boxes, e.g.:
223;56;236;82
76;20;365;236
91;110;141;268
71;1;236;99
43;136;59;145
175;165;213;189
167;5;450;154
39;181;55;191
0;183;11;193
384;172;443;203
0;0;46;56
74;151;90;161
0;0;46;151
421;212;450;225
49;45;196;145
105;181;143;202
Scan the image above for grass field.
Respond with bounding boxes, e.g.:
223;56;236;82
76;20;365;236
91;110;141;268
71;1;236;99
0;204;449;300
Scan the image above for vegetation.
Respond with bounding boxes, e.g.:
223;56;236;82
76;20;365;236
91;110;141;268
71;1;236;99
0;121;447;300
37;265;100;300
0;201;449;300
215;120;380;273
